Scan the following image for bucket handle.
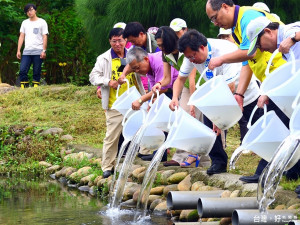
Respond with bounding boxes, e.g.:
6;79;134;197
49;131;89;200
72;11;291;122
265;49;296;77
167;106;179;129
122;108;146;126
247;104;267;129
116;79;130;98
195;67;209;89
149;89;159;107
292;91;300;109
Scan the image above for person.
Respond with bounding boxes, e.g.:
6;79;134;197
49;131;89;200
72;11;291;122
205;0;288;183
151;24;210;167
126;47;179;161
89;28;145;178
16;3;48;89
170;30;259;175
217;28;234;42
113;22;132;49
252;2;270;13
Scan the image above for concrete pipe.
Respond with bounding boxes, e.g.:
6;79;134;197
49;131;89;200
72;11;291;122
197;197;258;218
232;209;298;225
167;191;224;210
288;221;300;225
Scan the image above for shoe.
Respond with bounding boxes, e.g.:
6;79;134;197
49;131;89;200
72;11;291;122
137;153;151;158
163;160;180;167
295;185;300;194
20;81;29;89
103;170;112;178
239;174;260;183
206;164;227;175
33;81;40;88
180;155;200;168
141;150;167;162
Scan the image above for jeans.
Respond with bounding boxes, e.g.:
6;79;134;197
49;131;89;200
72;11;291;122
19;55;43;82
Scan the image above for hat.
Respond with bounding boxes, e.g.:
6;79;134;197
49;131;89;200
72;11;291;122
247;16;272;56
253;2;270;13
147;27;159;35
113;22;126;29
170;18;187;32
217;28;232;37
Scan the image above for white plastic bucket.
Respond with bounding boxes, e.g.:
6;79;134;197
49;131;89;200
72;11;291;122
261;49;300;118
290;92;300;134
164;108;216;155
122;109;165;151
111;79;147;116
241;105;290;162
145;91;173;131
188;69;242;130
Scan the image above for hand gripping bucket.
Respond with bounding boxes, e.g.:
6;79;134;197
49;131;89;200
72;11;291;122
122;109;165;151
111;79;147;116
240;105;290;162
261;49;300;118
188;68;242;130
145;91;173;131
164;107;216;155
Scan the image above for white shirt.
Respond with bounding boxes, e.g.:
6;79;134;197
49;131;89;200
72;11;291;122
277;22;300;61
179;38;259;106
20;18;48;55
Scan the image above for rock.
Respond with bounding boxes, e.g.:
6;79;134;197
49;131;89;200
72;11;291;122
80;174;95;185
137;171;146;183
97;179;106;188
178;175;191;191
4;136;15;145
39;161;52;168
41;128;63;136
274;205;286;210
49;174;56;179
66;144;102;158
191;181;205;191
167;172;188;184
60;134;73;141
63;167;77;177
132;190;140;202
58;177;68;185
89;186;96;196
288;204;300;210
132;167;146;178
78;186;90;192
45;165;60;173
22;135;31;142
221;190;231;198
90;158;102;167
150;199;163;211
196;186;215;191
161;170;175;185
150;186;165;195
55;167;67;178
0;83;11;87
69;166;92;181
123;182;141;201
230;190;240;198
63;152;93;161
93;176;103;186
148;195;162;206
163;184;178;196
220;217;232;225
154;201;167;212
180;210;198;222
121;199;136;208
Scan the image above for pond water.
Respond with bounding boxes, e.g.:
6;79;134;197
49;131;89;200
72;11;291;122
0;177;171;225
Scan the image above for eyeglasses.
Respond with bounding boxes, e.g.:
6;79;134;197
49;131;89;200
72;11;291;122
110;39;125;44
186;51;197;61
256;30;265;48
26;7;35;13
210;10;220;23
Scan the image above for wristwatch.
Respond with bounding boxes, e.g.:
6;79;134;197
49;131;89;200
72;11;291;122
290;32;298;43
42;49;47;53
138;98;143;104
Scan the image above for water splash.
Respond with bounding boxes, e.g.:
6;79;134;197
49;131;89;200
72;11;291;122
258;132;300;213
135;144;168;221
109;139;130;201
229;145;248;170
109;124;148;209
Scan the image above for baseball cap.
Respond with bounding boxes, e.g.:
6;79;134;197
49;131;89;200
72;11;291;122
217;28;232;37
253;2;270;13
247;16;272;56
170;18;187;32
113;22;126;29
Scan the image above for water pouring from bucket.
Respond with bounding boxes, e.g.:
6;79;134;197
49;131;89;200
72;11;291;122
136;107;217;220
261;49;300;118
258;96;300;212
111;79;148;116
188;68;242;130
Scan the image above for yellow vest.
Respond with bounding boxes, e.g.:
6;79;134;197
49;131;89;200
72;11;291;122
233;6;286;82
108;58;137;108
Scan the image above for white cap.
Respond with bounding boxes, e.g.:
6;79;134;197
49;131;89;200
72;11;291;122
113;22;126;29
271;13;280;21
247;16;272;56
217;28;232;37
253;2;270;13
170;18;187;32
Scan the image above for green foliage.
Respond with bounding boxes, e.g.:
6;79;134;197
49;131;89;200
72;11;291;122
153;172;162;187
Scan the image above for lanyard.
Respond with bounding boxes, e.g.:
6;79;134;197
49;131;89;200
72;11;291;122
204;42;214;80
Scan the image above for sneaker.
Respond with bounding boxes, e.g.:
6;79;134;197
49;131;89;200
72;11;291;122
33;81;40;88
20;81;29;89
